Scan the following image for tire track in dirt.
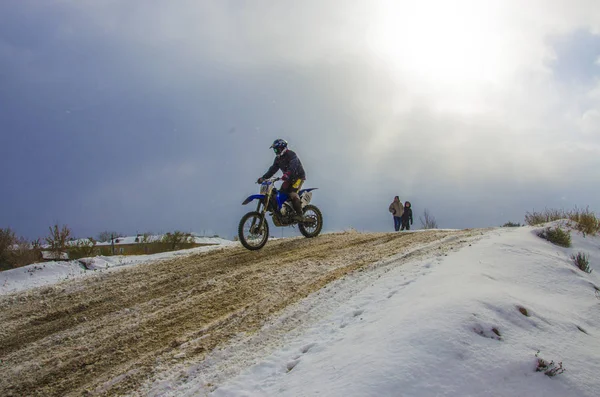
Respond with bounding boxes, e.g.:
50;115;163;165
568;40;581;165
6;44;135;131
0;229;477;396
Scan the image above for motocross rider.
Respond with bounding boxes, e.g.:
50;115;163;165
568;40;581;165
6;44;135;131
257;139;307;222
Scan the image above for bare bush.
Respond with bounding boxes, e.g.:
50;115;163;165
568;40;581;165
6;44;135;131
419;209;438;229
46;224;72;259
535;351;565;377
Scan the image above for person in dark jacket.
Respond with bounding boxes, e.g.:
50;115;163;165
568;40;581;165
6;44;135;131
388;196;404;232
257;139;306;222
401;201;413;231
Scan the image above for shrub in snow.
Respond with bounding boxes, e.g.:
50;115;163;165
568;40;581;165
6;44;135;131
525;206;599;233
537;226;571;248
525;208;567;226
502;222;521;227
568;206;600;237
535;351;565;377
571;252;592;273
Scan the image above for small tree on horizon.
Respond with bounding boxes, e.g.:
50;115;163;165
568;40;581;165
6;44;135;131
46;224;71;259
0;228;43;269
0;228;17;266
419;209;438;229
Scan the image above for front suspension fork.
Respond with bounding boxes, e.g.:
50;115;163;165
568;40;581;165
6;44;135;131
251;197;269;232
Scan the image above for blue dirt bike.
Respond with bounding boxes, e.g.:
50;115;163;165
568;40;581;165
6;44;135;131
238;177;323;250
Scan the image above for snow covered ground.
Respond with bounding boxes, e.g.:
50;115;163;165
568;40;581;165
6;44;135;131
0;239;237;295
145;223;600;397
2;223;599;396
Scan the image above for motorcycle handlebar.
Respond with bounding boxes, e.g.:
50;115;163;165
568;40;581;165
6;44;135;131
256;177;281;184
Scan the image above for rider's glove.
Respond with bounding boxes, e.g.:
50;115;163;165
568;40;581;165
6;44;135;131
281;172;291;181
257;177;264;184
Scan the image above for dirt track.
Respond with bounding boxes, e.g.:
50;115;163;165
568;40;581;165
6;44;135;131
0;230;476;396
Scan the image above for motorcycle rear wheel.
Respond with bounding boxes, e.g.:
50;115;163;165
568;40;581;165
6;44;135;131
238;211;270;250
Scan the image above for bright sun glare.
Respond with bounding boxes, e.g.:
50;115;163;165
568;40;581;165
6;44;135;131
367;0;509;94
364;0;515;161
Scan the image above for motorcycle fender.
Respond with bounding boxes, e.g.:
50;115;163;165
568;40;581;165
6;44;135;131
299;188;318;196
242;194;265;205
300;191;312;207
300;188;317;206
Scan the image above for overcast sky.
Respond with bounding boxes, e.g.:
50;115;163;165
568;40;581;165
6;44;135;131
1;0;599;240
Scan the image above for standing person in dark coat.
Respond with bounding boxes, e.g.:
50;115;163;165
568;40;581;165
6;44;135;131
401;201;413;231
388;196;404;232
257;139;307;222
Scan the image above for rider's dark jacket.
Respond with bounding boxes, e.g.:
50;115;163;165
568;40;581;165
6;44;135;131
262;149;306;181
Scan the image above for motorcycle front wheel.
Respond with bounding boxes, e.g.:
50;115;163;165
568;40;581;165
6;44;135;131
238;211;270;250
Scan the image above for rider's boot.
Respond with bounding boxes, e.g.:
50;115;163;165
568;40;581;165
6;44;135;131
290;193;306;222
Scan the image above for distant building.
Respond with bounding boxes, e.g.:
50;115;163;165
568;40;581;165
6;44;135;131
92;234;225;256
40;251;69;261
